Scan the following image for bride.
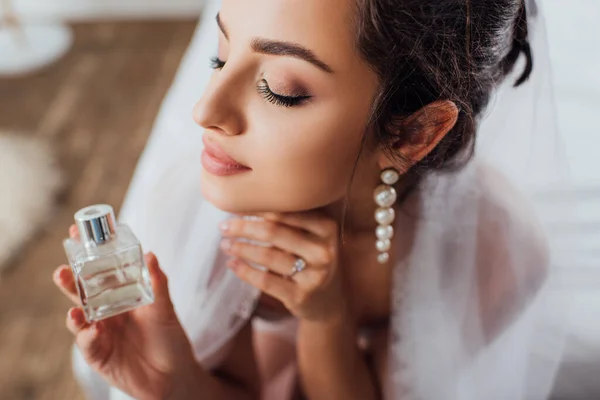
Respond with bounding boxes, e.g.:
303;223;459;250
54;0;570;399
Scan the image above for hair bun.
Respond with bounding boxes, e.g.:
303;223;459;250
501;1;533;87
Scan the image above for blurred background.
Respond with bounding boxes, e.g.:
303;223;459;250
0;1;201;399
0;0;598;399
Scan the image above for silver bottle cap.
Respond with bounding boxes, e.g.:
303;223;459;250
74;204;117;246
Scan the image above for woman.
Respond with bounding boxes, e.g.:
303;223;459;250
54;0;568;399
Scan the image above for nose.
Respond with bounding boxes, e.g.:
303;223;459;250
193;71;245;136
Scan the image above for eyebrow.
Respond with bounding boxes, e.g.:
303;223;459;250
216;13;334;74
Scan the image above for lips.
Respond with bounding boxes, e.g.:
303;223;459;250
201;136;251;176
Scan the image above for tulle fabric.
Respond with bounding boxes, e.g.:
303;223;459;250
382;4;575;398
72;1;575;399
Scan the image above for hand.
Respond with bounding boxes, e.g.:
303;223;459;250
53;226;200;400
219;211;347;323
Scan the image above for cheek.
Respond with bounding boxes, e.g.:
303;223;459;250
200;100;371;214
250;107;365;208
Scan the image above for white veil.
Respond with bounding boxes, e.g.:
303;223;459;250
385;1;575;398
72;1;576;399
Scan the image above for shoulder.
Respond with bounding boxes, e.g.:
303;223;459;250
473;162;549;339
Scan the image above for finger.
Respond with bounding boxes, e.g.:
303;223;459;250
144;252;177;322
221;238;297;276
227;258;296;306
221;219;329;265
69;224;80;240
53;265;80;304
221;239;321;287
67;308;109;368
66;307;90;335
237;211;336;239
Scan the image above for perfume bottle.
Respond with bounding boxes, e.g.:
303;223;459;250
63;204;154;322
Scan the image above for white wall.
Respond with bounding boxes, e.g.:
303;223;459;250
544;0;600;185
3;0;204;21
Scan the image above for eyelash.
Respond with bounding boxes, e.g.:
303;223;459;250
210;57;311;108
257;80;311;108
210;57;226;70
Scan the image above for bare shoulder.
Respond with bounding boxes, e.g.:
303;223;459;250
474;163;549;339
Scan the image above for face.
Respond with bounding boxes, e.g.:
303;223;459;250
193;0;380;213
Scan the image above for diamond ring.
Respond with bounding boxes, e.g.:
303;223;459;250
288;257;307;278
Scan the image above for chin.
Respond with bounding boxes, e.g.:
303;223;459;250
200;171;256;214
202;188;246;213
199;169;335;214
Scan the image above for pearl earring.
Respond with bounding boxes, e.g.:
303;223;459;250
374;168;399;264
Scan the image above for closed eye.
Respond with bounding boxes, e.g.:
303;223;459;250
257;79;311;108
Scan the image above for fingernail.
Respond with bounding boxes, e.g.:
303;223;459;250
69;308;82;324
58;269;67;282
227;258;239;271
242;215;264;221
220;238;232;251
219;221;230;232
57;267;70;282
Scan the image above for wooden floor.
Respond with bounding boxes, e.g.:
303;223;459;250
0;20;196;400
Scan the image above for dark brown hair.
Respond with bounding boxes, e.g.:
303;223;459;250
354;0;533;175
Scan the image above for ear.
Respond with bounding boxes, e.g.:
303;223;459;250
377;100;459;172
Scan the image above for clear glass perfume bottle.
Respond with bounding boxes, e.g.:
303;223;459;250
63;204;154;322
